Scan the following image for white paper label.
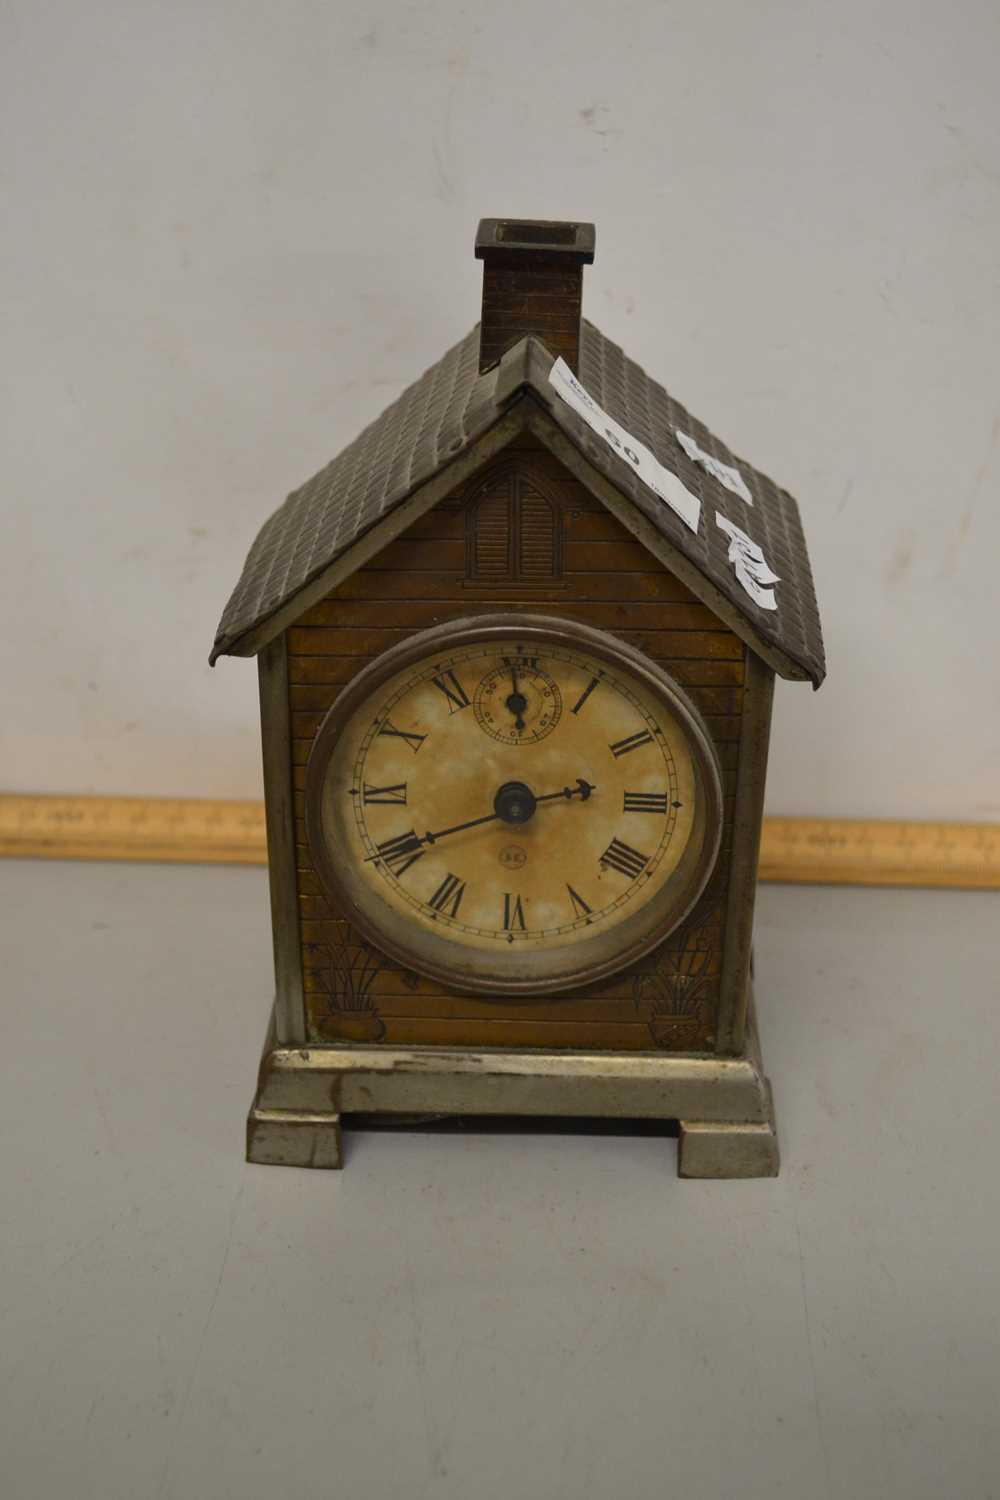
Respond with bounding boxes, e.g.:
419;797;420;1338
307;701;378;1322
548;358;701;534
676;430;753;505
716;513;780;611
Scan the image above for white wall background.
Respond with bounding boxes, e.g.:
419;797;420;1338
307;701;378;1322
3;0;998;819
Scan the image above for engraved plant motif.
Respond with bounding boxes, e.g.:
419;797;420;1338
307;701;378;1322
311;927;386;1041
632;917;717;1048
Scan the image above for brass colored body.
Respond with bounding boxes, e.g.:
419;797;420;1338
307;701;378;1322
282;440;752;1057
248;436;779;1175
214;216;827;1177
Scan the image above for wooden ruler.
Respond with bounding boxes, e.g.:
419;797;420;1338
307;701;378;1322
0;795;266;866
759;816;1000;890
0;794;998;890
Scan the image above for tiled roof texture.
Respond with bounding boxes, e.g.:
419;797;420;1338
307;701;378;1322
210;320;825;686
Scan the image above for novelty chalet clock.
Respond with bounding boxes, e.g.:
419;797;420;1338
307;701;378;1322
210;218;825;1178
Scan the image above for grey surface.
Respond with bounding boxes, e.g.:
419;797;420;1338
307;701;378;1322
1;859;997;1500
210;322;825;686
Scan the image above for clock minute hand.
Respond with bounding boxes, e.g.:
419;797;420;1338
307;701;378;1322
363;807;501;864
422;808;504;845
422;777;596;845
365;779;598;864
534;777;596;805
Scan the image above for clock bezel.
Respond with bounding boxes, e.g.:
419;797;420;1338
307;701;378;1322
304;613;724;998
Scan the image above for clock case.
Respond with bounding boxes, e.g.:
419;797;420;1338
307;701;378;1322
210;218;826;1178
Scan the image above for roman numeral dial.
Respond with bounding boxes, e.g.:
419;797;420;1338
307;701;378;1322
363;782;407;805
623;790;668;814
428;872;466;918
567;885;593;921
377;720;426;753
375;830;425;877
431;669;471;714
599;838;650;880
609;729;654;758
310;618;722;997
503;893;526;931
571;676;600;716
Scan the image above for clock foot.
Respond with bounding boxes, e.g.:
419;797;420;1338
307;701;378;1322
246;1107;343;1169
677;1092;779;1179
676;986;778;1178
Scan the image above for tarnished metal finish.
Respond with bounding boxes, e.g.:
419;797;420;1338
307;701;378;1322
258;635;306;1043
677;1107;778;1178
245;990;779;1178
215;219;816;1173
716;650;775;1054
253;1044;774;1120
678;992;778;1174
247;1110;343;1169
210;321;826;688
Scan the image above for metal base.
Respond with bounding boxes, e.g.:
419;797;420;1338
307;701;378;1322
246;992;779;1179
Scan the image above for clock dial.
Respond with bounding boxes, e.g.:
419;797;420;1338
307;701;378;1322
306;615;723;996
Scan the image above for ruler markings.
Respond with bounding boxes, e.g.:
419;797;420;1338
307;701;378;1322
0;795;998;890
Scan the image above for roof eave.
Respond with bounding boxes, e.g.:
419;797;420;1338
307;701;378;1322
210;398;535;664
517;397;817;686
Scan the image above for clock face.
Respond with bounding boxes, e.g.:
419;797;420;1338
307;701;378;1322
305;615;723;996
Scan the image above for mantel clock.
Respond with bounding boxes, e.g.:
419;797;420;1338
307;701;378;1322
210;217;825;1178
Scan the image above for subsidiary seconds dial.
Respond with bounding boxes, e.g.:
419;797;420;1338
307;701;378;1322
305;615;723;996
473;657;562;744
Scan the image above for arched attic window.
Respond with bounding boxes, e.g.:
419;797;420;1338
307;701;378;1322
465;465;563;583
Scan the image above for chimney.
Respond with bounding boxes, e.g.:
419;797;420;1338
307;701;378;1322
475;217;596;375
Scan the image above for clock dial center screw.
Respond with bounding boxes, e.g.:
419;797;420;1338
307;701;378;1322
492;777;596;827
493;780;537;825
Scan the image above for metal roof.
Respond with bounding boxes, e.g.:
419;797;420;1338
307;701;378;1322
210;320;825;686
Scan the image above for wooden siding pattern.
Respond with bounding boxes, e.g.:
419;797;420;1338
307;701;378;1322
285;439;746;1053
